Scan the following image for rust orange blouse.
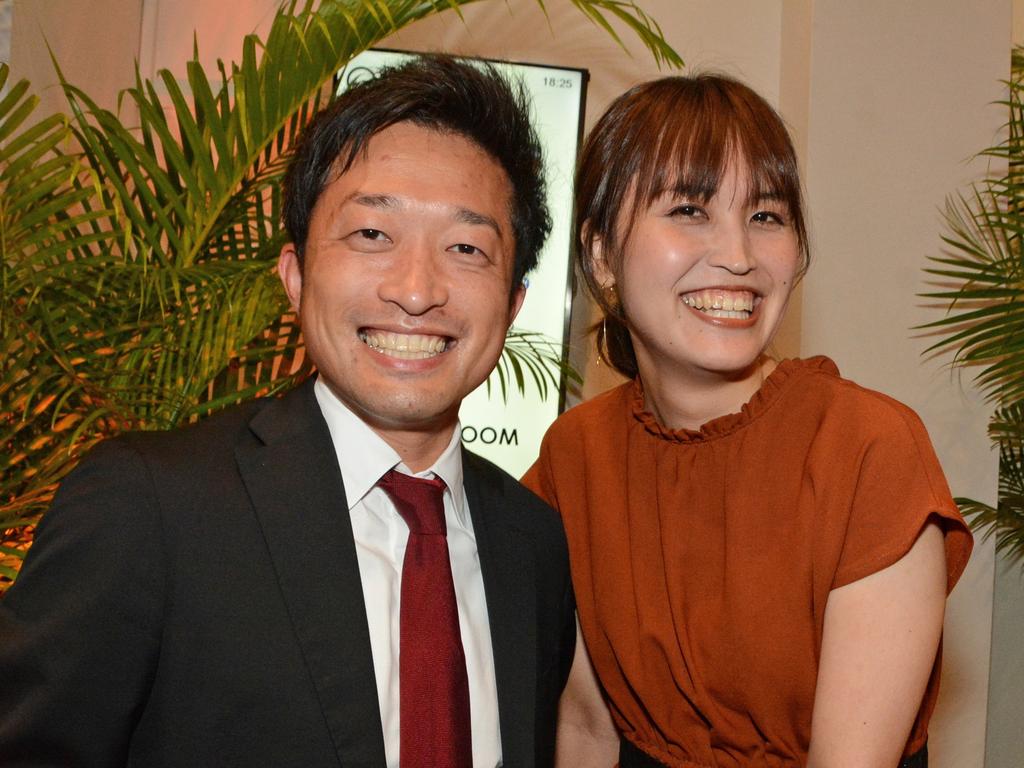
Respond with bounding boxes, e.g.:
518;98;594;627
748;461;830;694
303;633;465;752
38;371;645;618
523;357;972;768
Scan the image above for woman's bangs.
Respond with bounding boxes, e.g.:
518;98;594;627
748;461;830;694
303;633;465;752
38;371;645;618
740;129;801;212
637;112;733;211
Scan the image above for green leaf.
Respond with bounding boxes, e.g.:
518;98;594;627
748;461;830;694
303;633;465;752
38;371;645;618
924;46;1024;566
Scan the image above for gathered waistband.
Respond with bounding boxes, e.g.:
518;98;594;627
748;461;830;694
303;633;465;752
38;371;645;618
619;738;928;768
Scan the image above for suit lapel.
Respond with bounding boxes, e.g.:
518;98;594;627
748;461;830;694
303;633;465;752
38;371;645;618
235;380;386;767
463;449;537;767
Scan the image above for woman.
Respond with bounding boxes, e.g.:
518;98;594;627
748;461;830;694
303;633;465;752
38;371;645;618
523;74;972;768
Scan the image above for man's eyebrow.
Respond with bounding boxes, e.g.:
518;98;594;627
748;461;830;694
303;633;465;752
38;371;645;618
342;193;503;236
350;193;399;210
454;207;503;237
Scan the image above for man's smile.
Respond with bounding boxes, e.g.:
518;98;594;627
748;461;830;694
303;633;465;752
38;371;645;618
359;329;452;360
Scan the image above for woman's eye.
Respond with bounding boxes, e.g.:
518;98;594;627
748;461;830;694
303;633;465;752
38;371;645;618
670;204;704;218
751;210;786;226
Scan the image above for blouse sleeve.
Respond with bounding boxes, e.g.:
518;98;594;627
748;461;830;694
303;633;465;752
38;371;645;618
829;404;973;592
521;432;560;511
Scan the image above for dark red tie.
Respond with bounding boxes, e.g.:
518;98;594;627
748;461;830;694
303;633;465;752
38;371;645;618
377;469;473;768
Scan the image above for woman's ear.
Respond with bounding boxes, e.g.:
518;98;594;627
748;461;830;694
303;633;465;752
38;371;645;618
583;224;615;290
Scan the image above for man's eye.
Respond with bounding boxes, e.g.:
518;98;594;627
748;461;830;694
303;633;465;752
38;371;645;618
450;243;485;257
344;227;393;252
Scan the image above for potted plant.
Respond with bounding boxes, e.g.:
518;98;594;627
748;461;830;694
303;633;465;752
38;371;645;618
922;47;1024;562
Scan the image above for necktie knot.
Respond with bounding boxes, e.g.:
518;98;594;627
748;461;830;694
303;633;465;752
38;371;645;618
378;469;448;536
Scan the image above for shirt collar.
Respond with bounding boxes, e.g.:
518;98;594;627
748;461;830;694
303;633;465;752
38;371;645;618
313;376;468;527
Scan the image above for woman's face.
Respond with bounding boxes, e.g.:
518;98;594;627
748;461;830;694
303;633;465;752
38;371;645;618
600;160;801;384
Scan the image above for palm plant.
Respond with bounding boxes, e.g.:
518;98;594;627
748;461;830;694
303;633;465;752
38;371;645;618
921;46;1024;563
0;0;681;586
0;62;115;580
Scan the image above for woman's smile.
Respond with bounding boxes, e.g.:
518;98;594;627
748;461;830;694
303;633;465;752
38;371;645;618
612;160;800;385
680;288;758;323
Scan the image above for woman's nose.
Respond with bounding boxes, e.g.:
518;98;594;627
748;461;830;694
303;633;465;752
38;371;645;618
706;225;755;275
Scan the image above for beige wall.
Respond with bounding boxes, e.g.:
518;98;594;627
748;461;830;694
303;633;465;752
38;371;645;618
138;0;279;78
797;4;1006;765
9;0;144;116
11;1;1010;764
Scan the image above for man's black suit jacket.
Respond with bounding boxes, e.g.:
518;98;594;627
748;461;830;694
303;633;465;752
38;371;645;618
0;379;576;767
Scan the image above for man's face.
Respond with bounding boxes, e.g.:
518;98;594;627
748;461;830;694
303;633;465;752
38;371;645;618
279;122;524;447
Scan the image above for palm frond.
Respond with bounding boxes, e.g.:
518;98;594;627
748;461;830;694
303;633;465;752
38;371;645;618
0;62;115;560
957;425;1024;563
489;329;581;403
566;0;682;69
922;46;1024;562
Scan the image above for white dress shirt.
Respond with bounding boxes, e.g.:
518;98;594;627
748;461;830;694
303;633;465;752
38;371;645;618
314;378;502;767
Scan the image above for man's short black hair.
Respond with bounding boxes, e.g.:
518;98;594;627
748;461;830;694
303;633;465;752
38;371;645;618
283;53;551;292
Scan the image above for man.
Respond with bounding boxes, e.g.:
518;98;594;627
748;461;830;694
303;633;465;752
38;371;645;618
0;55;575;767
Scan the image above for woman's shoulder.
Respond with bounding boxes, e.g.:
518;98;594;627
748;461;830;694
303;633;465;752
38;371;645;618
788;359;973;591
783;356;933;441
541;379;635;443
792;357;963;539
524;381;635;496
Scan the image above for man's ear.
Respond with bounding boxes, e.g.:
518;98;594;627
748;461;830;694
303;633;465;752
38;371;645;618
509;282;527;326
278;244;303;312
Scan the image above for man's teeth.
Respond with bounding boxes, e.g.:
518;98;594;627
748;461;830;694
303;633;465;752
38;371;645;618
361;331;448;359
681;290;755;319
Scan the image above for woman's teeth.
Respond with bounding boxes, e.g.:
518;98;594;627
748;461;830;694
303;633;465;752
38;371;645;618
682;290;754;319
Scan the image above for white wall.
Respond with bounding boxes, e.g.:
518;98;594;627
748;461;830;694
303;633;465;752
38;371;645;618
11;1;1009;764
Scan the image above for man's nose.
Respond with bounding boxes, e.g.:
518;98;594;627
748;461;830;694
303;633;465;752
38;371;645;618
377;246;449;315
706;225;755;275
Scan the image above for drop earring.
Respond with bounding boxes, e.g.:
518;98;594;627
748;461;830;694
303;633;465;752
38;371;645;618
598;283;618;365
603;283;618;312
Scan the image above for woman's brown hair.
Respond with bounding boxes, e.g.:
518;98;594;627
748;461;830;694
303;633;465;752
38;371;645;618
575;74;809;378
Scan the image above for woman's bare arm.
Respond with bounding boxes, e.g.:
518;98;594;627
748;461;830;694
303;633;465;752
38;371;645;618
556;616;620;767
808;522;947;768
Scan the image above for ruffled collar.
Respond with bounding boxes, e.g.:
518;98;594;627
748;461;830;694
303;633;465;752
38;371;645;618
630;356;839;444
